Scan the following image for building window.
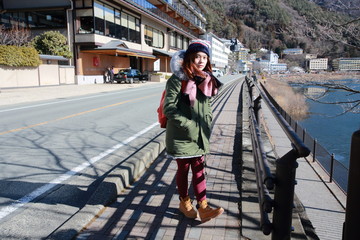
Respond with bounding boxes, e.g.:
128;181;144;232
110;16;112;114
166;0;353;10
170;32;176;48
76;1;140;43
104;5;115;37
77;9;94;33
94;2;104;35
120;12;141;43
144;25;164;48
1;11;66;29
176;34;182;49
115;10;121;39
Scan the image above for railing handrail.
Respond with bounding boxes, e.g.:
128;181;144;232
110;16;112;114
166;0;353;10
253;78;310;157
244;75;311;239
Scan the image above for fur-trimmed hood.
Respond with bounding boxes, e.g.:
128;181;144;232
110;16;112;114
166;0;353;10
169;49;223;91
170;50;187;81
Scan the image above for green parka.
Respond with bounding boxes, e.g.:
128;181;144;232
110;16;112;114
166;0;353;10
163;74;213;157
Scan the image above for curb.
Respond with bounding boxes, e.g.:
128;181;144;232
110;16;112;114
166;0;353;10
47;132;166;240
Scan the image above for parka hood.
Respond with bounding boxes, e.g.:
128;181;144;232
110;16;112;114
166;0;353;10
170;50;187;81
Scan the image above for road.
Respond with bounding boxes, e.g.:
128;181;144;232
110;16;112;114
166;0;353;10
0;75;238;239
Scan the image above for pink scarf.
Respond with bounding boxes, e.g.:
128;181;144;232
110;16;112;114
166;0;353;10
183;72;219;107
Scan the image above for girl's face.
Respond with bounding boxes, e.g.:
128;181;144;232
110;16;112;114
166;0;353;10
193;52;208;71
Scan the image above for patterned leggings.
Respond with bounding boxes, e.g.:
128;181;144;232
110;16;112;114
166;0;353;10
176;156;206;202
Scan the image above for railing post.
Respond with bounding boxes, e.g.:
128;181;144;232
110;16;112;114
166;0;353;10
272;149;299;240
313;139;317;163
330;153;334;182
343;130;360;240
254;96;261;123
302;129;306;142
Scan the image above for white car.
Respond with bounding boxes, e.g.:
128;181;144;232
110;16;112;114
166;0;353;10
212;69;223;78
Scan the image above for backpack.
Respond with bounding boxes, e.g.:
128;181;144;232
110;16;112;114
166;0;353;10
157;80;186;128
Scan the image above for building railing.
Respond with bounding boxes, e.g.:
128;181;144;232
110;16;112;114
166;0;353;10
127;0;201;36
245;76;311;239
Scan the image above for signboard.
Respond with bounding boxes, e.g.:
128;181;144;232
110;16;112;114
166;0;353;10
93;57;100;67
154;59;160;72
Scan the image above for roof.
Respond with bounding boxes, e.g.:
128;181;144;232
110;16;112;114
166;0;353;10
39;55;69;61
81;41;156;59
153;49;174;57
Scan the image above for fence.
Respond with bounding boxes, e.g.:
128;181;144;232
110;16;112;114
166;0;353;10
245;76;311;239
259;79;349;193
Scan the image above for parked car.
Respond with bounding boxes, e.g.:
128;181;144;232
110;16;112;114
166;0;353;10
212;68;223;78
114;69;149;83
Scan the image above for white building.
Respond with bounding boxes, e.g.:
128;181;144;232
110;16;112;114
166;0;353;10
270;63;287;73
308;58;328;71
283;48;304;55
332;58;360;71
252;50;287;73
201;32;230;70
238;60;250;72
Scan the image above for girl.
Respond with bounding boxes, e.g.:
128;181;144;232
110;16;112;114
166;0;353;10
163;39;223;223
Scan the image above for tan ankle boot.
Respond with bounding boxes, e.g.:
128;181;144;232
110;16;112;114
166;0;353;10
197;200;224;223
179;196;197;219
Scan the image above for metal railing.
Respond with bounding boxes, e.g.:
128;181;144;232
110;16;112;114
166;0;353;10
259;79;349;193
343;130;360;240
245;76;311;239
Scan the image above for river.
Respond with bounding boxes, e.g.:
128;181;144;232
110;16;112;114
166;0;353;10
292;79;360;168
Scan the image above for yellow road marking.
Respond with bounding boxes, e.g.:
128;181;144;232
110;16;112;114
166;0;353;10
0;94;157;136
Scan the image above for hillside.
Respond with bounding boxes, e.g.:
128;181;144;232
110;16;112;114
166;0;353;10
203;0;360;59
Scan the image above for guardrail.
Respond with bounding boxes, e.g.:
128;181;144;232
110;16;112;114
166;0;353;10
343;130;360;240
245;76;310;239
259;78;349;193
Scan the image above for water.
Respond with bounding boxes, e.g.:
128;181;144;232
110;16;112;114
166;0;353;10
292;79;360;168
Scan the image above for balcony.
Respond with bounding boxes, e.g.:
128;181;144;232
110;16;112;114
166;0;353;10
130;0;205;34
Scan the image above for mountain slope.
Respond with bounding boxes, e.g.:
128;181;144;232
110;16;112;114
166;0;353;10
203;0;360;59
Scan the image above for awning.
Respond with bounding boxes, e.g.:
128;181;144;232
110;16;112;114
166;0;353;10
39;54;69;61
81;46;156;59
153;49;174;57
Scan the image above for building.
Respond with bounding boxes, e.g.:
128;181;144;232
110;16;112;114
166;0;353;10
332;58;360;71
308;58;328;71
305;54;318;59
200;32;230;71
237;48;250;61
252;50;287;73
237;60;250;73
0;0;208;84
229;38;243;52
270;63;287;73
265;51;279;64
283;48;304;55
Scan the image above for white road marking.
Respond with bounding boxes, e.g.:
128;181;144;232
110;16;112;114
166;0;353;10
0;122;159;220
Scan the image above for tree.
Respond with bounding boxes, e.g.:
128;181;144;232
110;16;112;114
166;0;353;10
302;0;360;51
0;24;31;46
303;81;360;115
32;31;72;58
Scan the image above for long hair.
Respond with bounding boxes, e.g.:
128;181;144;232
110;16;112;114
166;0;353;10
182;51;212;79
